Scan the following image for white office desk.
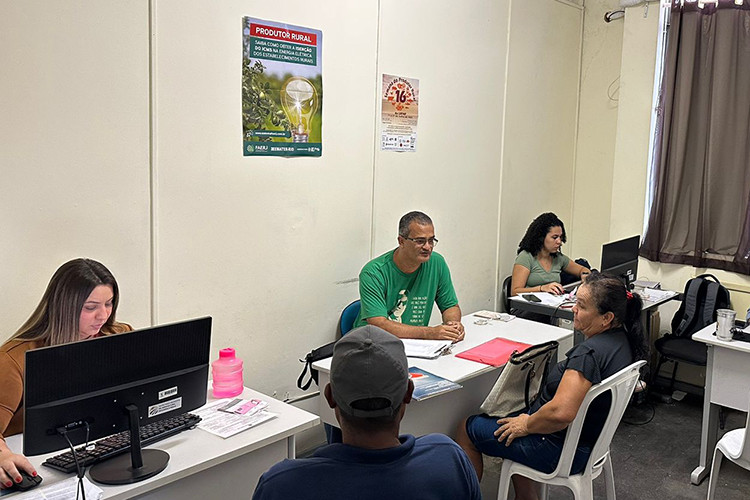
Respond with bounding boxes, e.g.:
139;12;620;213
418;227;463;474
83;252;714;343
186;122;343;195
509;288;678;322
5;387;318;499
312;312;573;437
691;326;750;484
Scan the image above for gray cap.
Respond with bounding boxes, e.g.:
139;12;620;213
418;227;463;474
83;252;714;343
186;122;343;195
330;325;409;418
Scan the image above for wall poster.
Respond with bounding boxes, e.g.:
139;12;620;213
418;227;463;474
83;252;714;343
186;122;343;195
381;74;419;152
242;17;322;157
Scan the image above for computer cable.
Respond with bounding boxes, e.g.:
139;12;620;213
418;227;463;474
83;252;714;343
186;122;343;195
622;400;656;426
58;422;89;500
622;370;656;426
550;299;575;322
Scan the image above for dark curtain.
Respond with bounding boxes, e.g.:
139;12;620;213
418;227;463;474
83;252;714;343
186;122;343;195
641;0;750;275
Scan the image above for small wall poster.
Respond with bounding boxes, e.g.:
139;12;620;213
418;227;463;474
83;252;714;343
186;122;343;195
381;74;419;152
242;17;323;157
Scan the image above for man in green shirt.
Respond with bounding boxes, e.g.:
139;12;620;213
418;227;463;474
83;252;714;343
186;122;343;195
353;211;464;342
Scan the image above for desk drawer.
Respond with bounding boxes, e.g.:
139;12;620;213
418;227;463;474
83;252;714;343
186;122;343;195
710;347;750;412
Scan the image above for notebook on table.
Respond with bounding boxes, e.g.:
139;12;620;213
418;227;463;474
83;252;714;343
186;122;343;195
455;337;532;366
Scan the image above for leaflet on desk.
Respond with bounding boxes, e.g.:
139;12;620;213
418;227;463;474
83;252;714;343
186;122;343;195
409;367;462;401
12;476;103;500
194;398;277;438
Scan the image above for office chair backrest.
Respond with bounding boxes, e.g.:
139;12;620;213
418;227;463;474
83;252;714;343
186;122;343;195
501;275;512;313
554;360;646;478
336;300;361;338
561;258;591;287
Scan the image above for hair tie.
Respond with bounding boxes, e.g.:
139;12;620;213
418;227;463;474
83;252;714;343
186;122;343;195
626;291;633;300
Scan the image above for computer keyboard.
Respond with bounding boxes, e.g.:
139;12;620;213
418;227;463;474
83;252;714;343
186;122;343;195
42;413;202;474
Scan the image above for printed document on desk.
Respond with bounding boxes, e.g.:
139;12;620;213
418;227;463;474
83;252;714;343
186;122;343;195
637;288;677;302
8;476;103;500
401;339;453;359
522;292;569;307
409;367;462;401
194;398;277;438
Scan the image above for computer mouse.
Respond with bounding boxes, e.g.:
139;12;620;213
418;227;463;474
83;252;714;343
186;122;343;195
8;471;42;492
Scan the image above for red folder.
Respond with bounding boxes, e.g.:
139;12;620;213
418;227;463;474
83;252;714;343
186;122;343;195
455;337;532;366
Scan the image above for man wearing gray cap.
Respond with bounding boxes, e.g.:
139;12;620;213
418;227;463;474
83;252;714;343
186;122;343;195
252;325;480;500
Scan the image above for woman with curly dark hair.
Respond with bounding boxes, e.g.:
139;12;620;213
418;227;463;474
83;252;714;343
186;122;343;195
511;212;589;297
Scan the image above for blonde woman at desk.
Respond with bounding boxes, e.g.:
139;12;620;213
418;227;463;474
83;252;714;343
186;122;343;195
0;258;131;490
511;212;590;297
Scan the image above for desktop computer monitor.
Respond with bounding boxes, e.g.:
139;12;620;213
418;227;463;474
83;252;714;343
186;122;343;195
24;316;212;484
601;235;640;289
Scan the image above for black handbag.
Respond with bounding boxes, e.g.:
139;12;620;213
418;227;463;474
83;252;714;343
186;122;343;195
297;340;338;390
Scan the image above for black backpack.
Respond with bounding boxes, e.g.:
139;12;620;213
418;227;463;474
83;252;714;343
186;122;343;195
671;274;731;338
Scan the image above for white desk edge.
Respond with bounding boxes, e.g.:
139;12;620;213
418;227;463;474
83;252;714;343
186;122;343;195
6;387;319;499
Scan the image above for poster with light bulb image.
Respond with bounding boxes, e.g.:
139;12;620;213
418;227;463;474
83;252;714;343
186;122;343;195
242;17;322;157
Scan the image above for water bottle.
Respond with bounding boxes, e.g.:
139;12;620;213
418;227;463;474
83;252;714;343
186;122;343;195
212;348;244;398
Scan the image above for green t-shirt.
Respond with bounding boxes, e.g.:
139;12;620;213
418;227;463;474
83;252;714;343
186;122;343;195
514;250;571;287
354;250;459;328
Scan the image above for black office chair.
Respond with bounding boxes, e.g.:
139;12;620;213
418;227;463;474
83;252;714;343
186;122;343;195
653;276;730;396
501;275;512;313
653;335;707;394
560;258;592;287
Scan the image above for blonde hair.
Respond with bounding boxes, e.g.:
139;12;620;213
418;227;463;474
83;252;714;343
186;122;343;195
13;258;123;346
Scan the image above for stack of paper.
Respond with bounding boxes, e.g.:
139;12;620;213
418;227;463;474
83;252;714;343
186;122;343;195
401;339;453;359
526;292;570;307
13;476;103;500
637;288;676;303
194;398;277;438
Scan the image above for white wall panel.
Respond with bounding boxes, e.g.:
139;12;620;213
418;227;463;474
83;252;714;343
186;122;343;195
152;1;378;396
0;0;151;337
374;0;509;315
498;0;582;283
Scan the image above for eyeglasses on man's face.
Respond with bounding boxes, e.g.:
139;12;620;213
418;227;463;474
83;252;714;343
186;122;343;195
404;237;438;247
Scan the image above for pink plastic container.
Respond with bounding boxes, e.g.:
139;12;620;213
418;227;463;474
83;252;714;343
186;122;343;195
212;348;244;398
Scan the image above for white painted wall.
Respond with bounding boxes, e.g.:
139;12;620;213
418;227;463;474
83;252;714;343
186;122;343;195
1;1;586;403
569;0;623;262
0;0;152;333
497;0;583;280
374;0;510;319
152;1;379;397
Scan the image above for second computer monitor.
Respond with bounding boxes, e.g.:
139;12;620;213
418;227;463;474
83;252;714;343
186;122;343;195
601;235;640;289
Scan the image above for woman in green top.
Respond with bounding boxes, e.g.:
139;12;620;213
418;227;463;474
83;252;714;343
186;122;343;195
511;213;590;297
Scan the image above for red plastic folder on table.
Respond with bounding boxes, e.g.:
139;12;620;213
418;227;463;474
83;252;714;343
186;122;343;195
455;337;532;366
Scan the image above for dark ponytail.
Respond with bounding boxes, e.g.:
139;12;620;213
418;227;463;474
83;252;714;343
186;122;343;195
584;272;647;361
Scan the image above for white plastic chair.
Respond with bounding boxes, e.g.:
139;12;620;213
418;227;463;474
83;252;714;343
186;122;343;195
706;390;750;500
497;360;646;500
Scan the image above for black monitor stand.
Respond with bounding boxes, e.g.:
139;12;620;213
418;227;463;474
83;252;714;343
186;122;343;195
89;405;169;485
